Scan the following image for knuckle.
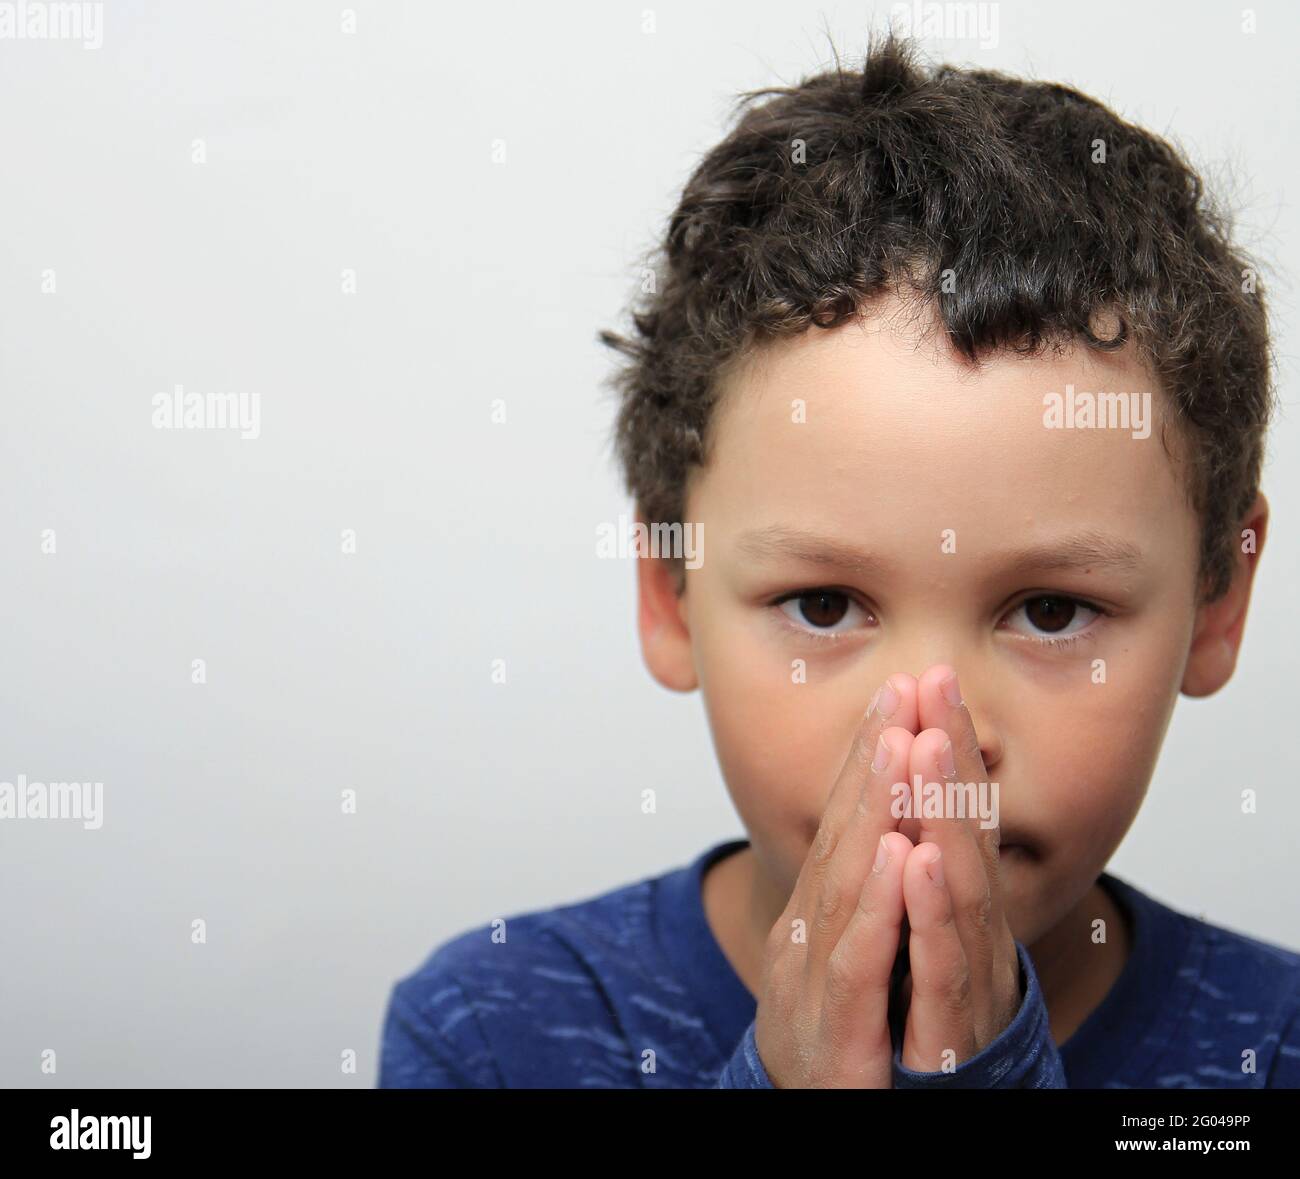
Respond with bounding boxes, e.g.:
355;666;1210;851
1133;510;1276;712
813;883;846;936
998;951;1021;1002
930;900;958;935
811;821;837;868
964;884;994;934
854;881;881;922
764;920;789;960
822;945;860;1006
850;724;876;770
943;965;973;1017
765;912;807;970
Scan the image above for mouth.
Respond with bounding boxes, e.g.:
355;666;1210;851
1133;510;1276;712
999;841;1038;862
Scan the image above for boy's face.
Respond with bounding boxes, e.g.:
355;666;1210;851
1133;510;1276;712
655;295;1249;947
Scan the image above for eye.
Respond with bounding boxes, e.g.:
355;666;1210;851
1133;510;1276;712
775;589;873;638
1002;594;1103;645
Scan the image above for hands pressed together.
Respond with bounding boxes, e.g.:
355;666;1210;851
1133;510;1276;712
753;665;1024;1088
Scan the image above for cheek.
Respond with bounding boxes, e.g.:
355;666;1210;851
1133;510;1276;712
696;628;864;880
1007;652;1181;932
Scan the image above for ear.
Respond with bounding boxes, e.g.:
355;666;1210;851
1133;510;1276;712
1182;491;1268;698
634;509;698;692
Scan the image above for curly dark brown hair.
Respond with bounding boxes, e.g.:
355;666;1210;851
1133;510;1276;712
598;30;1274;601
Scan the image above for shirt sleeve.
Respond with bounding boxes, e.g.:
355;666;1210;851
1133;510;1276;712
890;939;1067;1088
377;979;503;1088
1263;983;1300;1087
715;1019;776;1088
717;940;1066;1089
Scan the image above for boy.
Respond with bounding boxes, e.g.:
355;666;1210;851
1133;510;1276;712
378;33;1299;1088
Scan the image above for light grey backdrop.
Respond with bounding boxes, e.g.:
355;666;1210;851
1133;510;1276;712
1;0;1296;1087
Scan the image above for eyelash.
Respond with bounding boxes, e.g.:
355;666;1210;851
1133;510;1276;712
768;589;1112;649
770;588;875;644
1004;594;1111;650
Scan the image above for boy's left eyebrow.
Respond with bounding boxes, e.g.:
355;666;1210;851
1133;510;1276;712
995;531;1145;573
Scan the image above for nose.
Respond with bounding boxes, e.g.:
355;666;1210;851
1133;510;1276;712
885;649;1005;773
971;705;1003;772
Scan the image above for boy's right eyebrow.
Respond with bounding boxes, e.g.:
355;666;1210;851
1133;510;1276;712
734;525;1145;575
735;526;891;574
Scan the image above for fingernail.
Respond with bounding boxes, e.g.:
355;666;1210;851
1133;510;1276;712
873;835;890;874
871;734;892;773
925;849;944;886
937;739;956;780
940;671;963;707
874;678;900;719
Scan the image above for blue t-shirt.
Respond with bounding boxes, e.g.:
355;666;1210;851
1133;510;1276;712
378;839;1300;1088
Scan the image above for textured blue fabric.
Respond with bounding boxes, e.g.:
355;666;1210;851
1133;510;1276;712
378;839;1300;1088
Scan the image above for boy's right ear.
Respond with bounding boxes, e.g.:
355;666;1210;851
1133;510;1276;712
634;510;698;693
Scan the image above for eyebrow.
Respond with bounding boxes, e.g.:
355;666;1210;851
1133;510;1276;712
999;531;1145;573
736;526;892;573
735;526;1144;574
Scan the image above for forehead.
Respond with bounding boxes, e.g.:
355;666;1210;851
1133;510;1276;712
690;298;1196;563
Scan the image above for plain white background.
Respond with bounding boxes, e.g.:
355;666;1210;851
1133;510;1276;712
0;0;1296;1087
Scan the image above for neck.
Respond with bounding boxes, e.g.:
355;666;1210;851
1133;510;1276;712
1024;874;1131;1046
703;845;1131;1048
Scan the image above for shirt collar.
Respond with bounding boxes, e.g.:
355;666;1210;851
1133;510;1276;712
655;838;757;1059
1056;870;1197;1086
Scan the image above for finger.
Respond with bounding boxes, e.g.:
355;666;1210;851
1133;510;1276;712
877;670;919;736
804;725;914;964
907;726;998;1029
915;665;1003;881
820;830;913;1085
899;842;978;1072
809;673;915;872
916;666;1019;1038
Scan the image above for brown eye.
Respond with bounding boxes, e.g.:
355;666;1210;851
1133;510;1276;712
776;589;871;637
1004;594;1103;646
798;590;849;628
1023;596;1075;633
